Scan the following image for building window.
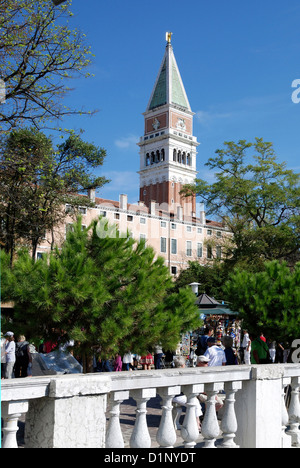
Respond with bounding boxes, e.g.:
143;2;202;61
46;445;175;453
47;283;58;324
140;217;146;224
216;246;222;259
99;210;106;217
161;237;167;253
197;243;203;258
207;229;212;236
66;223;74;234
171;223;176;230
140;234;146;242
171;238;177;255
197;227;202;234
36;252;45;260
65;204;74;214
114;212;120;220
127;215;133;222
186;225;192;232
217;231;222;237
186;241;192;257
171;266;177;275
78;206;87;215
160;221;167;228
207;245;213;259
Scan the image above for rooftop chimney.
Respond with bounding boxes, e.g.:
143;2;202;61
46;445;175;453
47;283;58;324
119;194;128;211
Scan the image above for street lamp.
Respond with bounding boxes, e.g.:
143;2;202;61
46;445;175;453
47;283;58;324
189;282;201;296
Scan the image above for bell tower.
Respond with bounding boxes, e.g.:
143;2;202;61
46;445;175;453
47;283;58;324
138;33;199;216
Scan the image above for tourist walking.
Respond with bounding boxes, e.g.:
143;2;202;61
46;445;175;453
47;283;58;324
222;336;238;365
203;337;226;367
154;344;164;369
15;335;32;378
122;352;134;371
250;335;270;364
4;332;15;379
114;353;122;372
196;326;214;356
140;352;154;370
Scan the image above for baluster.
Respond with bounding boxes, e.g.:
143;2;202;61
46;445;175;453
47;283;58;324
181;384;204;449
1;400;29;449
220;381;242;448
130;388;156;448
157;386;180;448
281;377;292;448
286;376;300;447
201;382;224;448
106;390;129;448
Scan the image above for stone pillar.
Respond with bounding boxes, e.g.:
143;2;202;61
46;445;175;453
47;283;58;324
106;390;130;448
201;382;223;448
25;375;111;448
130;388;157;448
286;376;300;447
235;365;284;448
157;386;181;448
181;384;204;448
1;400;29;449
220;381;242;448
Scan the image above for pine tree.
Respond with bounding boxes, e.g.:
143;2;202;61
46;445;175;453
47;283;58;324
2;217;200;371
224;260;300;344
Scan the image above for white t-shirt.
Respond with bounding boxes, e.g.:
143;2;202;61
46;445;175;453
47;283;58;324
242;333;250;348
1;338;6;364
5;341;16;363
204;345;226;367
123;353;133;364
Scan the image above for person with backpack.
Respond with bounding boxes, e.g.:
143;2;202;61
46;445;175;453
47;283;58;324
196;326;214;356
15;335;32;378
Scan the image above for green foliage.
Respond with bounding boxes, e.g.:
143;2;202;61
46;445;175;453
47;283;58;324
0;0;95;132
175;261;227;300
183;138;300;265
2;218;200;367
0;127;109;260
224;260;300;343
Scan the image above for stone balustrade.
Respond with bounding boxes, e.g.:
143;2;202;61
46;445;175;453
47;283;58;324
1;364;300;449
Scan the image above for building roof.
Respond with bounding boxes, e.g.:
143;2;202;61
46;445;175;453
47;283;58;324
146;41;191;112
195;293;221;307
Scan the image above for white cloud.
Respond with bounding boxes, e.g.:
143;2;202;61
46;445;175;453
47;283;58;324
98;170;139;203
196;110;232;125
114;135;139;149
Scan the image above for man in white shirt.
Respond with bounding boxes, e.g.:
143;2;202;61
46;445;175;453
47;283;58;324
4;331;16;379
204;337;226;367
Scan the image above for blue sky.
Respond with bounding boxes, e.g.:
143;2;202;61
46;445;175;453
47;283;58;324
60;0;300;204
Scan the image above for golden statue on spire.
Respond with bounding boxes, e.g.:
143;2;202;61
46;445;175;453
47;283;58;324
166;32;173;44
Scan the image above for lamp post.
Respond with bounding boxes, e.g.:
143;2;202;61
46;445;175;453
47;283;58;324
189;282;201;296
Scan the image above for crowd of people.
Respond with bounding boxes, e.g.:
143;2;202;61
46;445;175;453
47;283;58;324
1;331;32;379
1;325;294;379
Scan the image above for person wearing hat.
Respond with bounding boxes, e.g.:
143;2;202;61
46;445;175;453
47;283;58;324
196;355;210;367
4;332;15;379
203;337;226;367
1;333;6;378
